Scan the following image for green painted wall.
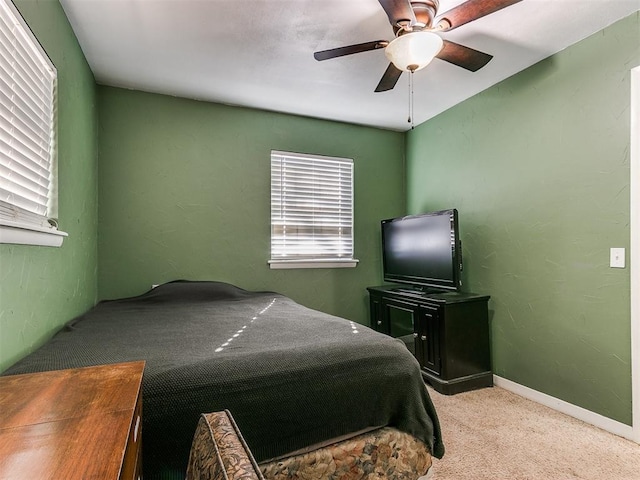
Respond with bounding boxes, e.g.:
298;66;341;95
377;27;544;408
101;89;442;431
406;13;639;424
0;1;98;372
97;87;405;324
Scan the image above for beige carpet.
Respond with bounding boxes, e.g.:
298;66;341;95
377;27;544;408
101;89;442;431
426;386;640;480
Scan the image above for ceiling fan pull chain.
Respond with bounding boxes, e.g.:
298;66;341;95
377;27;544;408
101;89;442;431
408;70;414;129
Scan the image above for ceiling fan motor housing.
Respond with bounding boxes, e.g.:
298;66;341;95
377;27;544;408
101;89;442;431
393;1;439;36
411;1;439;28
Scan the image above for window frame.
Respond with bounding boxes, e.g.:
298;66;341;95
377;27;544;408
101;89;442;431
269;150;358;269
0;0;66;247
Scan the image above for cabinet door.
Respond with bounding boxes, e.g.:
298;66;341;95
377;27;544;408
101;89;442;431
384;299;415;338
369;295;388;334
417;305;441;375
384;299;416;354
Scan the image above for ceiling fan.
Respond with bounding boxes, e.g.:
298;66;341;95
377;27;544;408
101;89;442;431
314;0;523;92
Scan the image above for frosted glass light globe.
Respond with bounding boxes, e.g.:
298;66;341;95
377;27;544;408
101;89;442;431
385;32;444;72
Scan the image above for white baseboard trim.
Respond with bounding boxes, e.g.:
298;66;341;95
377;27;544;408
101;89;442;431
493;375;635;442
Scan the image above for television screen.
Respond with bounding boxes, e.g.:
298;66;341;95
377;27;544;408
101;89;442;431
381;209;462;291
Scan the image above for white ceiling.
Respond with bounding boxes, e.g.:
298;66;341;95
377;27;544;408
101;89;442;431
59;0;639;131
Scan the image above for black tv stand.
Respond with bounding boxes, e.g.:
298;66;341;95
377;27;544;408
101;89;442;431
367;285;492;395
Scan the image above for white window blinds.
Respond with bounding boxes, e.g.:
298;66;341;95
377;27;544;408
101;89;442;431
270;151;355;266
0;0;57;231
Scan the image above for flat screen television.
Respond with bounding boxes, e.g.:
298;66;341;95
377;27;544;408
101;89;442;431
381;209;462;292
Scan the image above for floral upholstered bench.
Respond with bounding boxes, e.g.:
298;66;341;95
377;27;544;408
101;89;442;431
186;410;433;480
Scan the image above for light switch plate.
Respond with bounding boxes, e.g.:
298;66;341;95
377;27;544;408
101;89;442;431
610;248;625;268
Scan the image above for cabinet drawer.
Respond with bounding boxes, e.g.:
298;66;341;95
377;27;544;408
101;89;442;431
120;393;143;480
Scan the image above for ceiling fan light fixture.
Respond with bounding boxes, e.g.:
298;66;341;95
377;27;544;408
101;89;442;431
384;31;443;72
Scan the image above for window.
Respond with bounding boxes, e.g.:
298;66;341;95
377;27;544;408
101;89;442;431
269;150;358;269
0;0;65;246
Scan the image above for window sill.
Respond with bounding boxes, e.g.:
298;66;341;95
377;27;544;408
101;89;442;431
0;221;68;247
268;259;359;269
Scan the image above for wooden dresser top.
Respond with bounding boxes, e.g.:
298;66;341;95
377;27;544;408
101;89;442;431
0;361;145;480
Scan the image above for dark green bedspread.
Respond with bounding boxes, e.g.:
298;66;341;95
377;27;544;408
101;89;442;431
3;281;444;479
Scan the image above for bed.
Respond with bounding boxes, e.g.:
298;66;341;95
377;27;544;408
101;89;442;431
2;280;444;479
